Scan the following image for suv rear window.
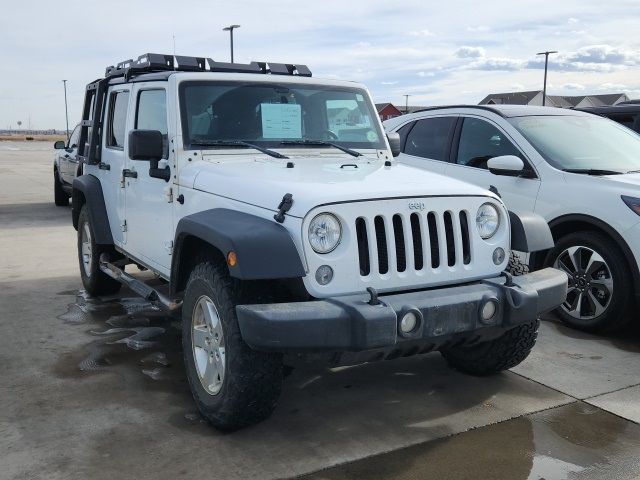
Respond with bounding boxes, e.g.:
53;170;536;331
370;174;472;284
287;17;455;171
107;91;130;148
403;117;456;161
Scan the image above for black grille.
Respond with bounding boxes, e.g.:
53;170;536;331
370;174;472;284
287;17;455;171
355;210;472;276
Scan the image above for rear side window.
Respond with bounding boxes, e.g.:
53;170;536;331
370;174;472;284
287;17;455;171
404;117;456;161
136;90;168;158
106;91;130;148
456;117;521;169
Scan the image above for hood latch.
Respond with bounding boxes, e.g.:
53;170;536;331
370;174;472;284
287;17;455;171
274;193;293;223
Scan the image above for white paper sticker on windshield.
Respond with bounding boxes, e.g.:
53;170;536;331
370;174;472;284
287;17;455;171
261;103;302;139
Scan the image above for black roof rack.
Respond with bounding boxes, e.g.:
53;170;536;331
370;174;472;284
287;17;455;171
77;53;312;165
104;53;312;80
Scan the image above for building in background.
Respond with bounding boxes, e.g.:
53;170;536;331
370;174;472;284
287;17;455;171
375;103;430;120
479;90;629;108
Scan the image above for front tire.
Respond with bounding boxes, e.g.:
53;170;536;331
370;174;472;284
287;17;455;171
440;320;539;375
54;169;69;206
182;261;283;431
544;231;631;332
77;206;122;296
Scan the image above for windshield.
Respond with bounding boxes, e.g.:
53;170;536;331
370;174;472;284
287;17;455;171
179;81;385;150
508;115;640;172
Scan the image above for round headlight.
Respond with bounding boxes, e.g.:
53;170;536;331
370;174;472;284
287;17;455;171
308;213;342;253
476;203;500;239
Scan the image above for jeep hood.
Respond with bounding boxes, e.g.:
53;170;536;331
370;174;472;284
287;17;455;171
185;154;498;218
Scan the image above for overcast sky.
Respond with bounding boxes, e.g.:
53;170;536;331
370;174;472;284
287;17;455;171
1;0;639;129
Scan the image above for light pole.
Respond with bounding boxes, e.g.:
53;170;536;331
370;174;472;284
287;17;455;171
62;79;70;140
403;94;411;114
536;51;557;106
223;25;241;63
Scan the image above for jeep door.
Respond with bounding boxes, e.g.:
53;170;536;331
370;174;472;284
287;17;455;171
123;85;173;274
99;87;130;247
396;116;457;174
445;115;540;213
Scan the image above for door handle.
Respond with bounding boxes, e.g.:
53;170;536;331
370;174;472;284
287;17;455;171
122;169;138;178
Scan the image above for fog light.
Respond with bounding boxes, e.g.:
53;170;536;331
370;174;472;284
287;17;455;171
315;265;333;285
493;247;505;265
481;300;498;322
400;311;418;334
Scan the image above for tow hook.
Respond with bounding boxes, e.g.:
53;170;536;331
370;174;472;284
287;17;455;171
274;193;293;223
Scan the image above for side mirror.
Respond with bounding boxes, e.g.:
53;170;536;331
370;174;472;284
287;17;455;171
386;132;401;157
487;155;525;177
54;140;66;150
129;130;163;161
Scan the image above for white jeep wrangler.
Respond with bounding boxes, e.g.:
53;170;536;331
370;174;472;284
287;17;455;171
71;53;567;430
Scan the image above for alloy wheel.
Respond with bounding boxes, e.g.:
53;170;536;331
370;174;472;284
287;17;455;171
191;295;226;395
553;245;613;320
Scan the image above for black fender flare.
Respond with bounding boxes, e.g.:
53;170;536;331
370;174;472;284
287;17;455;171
508;211;554;252
546;213;640;298
171;209;306;293
72;174;114;245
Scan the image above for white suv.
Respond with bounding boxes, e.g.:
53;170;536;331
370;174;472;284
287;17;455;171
385;105;640;333
71;54;566;430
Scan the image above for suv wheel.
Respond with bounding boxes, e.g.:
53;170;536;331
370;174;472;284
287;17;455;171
545;231;631;332
54;169;69;206
77;206;122;296
440;320;539;375
182;261;283;431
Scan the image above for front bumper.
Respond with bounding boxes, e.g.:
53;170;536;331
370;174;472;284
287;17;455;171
236;268;567;353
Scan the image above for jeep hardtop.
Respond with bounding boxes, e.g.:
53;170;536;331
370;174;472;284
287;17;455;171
72;53;567;430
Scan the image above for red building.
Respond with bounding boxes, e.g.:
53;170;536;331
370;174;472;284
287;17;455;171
375;103;403;121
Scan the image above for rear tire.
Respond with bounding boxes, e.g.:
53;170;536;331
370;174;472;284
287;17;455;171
440;320;539;375
544;231;631;332
54;169;69;206
182;261;283;431
77;206;122;296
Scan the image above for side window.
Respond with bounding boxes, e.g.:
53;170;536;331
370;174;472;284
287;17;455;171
68;125;81;149
404;117;456;161
456;118;521;169
135;89;168;158
396;121;415;150
106;91;130;149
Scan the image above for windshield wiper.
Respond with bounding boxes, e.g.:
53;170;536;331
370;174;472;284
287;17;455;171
562;168;623;176
190;140;288;159
280;139;362;157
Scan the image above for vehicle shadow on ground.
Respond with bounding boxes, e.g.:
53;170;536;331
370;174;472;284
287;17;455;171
0;202;72;229
541;313;640;353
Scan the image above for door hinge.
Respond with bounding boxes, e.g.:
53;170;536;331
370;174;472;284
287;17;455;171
121;220;127;232
164;186;173;203
164;240;174;254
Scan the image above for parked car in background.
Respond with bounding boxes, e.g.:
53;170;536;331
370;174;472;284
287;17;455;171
385;105;640;333
53;123;81;206
577;104;640;134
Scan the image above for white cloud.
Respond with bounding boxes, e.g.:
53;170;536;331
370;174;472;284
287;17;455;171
417;71;435;77
562;83;586;90
381;81;398;85
466;25;491;32
408;29;435;37
455;46;486;59
568;17;579;23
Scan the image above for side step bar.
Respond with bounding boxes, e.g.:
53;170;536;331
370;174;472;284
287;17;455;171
99;254;182;311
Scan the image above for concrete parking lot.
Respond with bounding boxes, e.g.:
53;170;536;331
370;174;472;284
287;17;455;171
2;141;640;480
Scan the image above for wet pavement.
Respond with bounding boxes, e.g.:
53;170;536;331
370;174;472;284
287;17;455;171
2;143;640;480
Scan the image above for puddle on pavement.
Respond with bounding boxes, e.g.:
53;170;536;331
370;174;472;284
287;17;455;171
53;290;186;395
301;402;640;480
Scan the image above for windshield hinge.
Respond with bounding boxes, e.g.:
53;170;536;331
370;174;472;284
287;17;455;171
121;220;127;233
274;193;293;223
